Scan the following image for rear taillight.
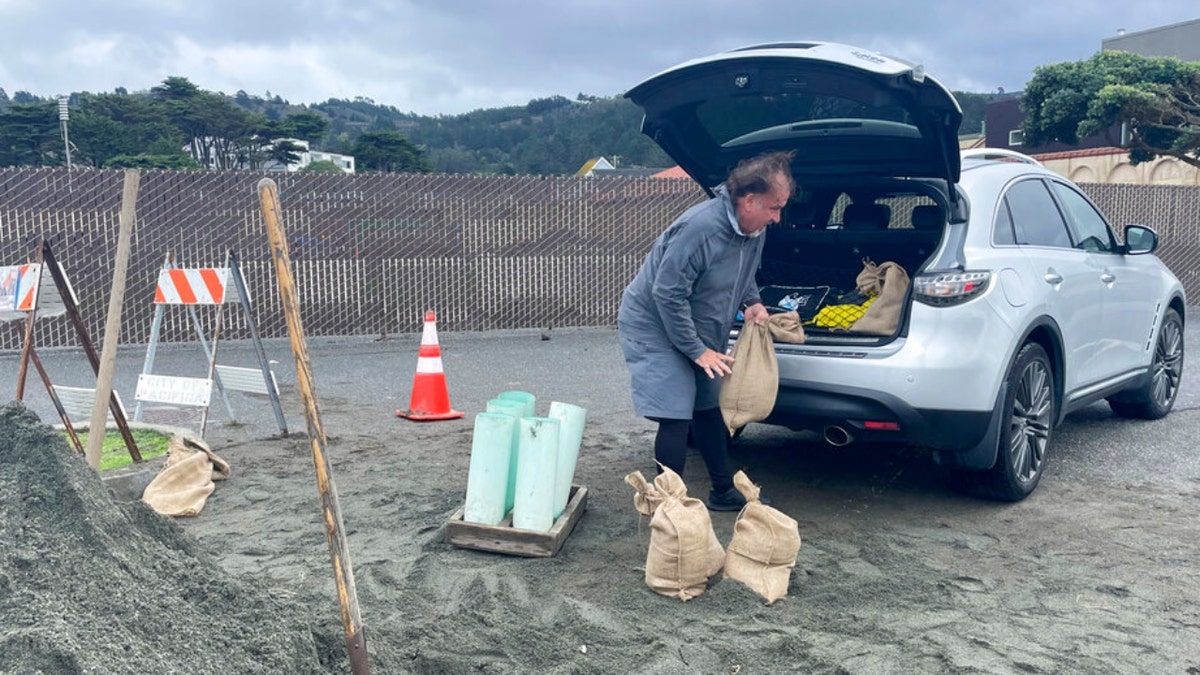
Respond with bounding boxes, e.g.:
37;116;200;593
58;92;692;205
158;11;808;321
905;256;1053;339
912;271;991;306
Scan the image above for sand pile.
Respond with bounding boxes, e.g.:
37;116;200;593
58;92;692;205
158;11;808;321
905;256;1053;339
0;402;332;674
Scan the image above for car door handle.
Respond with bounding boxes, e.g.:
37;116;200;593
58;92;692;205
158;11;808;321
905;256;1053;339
1100;272;1116;283
1044;272;1063;285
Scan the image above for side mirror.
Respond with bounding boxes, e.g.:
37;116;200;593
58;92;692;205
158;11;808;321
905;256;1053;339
1124;225;1158;255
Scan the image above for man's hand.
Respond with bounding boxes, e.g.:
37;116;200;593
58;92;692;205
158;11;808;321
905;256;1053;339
743;302;769;325
694;348;735;379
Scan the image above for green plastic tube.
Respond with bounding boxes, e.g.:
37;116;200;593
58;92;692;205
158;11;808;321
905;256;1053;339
463;412;517;525
513;416;560;532
548;401;587;519
497;390;536;418
486;397;527;513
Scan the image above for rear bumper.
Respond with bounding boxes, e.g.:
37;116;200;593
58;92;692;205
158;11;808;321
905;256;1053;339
765;379;994;451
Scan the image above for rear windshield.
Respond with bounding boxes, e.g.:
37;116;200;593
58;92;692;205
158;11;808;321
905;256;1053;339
696;93;915;147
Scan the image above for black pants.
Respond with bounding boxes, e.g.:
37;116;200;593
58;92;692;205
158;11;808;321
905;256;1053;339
650;407;733;493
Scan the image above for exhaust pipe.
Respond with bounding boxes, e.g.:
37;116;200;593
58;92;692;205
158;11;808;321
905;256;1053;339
823;424;854;447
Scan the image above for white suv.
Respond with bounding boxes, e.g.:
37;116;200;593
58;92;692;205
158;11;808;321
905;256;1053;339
625;42;1185;500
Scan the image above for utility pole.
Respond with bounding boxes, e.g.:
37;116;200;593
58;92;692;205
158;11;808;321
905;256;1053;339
58;96;71;171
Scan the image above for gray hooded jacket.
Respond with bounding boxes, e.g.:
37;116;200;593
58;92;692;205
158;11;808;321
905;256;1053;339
617;186;764;417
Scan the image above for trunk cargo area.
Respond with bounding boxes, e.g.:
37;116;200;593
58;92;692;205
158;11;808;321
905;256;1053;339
754;181;946;340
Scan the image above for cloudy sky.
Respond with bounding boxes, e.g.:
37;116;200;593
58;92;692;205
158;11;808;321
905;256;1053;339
1;1;1197;116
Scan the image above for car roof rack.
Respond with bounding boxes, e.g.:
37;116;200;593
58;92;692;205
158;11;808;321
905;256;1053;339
960;148;1042;166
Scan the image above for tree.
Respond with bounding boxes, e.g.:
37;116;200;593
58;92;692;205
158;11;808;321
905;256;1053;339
351;130;432;173
151;76;203;102
278;111;330;144
1022;51;1200;169
264;138;306;168
302;159;345;173
953;91;997;135
153;77;273;169
71;92;187;168
526;95;574;116
0;101;58;166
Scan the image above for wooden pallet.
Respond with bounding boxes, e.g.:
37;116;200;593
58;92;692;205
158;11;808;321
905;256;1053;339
446;484;588;558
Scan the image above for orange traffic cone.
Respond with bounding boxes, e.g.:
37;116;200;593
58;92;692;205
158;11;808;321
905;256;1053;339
396;310;465;421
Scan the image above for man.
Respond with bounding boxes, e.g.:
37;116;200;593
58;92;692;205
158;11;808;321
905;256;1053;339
618;151;795;511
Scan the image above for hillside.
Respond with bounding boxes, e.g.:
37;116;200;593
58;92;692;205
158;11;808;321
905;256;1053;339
314;94;673;175
259;90;996;175
0;84;996;175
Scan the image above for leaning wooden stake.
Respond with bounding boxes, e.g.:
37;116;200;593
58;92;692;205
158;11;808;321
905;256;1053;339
256;178;370;675
87;169;140;469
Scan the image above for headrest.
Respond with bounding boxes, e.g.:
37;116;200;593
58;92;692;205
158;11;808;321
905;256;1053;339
911;204;944;230
843;203;890;229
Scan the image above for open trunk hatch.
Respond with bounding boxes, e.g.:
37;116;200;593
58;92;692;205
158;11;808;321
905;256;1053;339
625;42;964;189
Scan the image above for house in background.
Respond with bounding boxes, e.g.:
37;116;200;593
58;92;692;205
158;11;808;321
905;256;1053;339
187;137;356;174
985;17;1200;185
576;156;662;178
266;139;356;174
575;157;615;176
651;165;689;179
1102;17;1200;60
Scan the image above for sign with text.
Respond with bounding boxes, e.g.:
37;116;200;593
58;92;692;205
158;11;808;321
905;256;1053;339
135;374;213;408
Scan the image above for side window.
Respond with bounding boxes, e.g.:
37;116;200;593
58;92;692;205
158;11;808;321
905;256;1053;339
1004;179;1072;248
1049;181;1116;253
992;201;1016;245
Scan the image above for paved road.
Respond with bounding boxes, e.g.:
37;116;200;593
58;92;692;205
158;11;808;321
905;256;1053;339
3;311;1198;488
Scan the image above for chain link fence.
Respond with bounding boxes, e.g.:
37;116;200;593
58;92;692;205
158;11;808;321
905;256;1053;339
1;166;1197;352
0;167;704;351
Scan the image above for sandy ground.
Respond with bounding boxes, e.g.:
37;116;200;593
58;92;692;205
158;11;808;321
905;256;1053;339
3;327;1200;674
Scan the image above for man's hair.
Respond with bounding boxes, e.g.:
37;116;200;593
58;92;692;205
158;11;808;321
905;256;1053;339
725;151;796;199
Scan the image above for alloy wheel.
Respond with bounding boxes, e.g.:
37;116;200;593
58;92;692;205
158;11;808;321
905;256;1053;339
1151;317;1183;409
1008;359;1053;484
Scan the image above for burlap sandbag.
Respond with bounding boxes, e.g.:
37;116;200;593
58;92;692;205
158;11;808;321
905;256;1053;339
719;311;806;435
142;435;231;517
724;471;801;605
850;259;909;335
625;466;725;601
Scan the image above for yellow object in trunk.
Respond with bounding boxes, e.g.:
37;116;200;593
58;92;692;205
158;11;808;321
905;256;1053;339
812;296;875;329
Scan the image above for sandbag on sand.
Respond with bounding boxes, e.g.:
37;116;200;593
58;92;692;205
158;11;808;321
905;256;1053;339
625;466;725;601
724;471;801;605
142;434;231;517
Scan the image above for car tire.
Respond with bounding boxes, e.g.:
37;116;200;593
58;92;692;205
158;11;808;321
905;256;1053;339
1107;308;1184;420
978;342;1056;502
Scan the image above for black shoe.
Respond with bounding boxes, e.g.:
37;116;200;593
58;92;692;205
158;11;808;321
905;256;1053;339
706;487;748;512
706;486;772;512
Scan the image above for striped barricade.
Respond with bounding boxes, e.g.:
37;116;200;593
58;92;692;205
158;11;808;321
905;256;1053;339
0;263;67;321
153;268;243;305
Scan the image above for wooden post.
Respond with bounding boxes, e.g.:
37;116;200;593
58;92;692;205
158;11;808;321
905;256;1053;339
14;238;43;400
256;178;370;675
87;169;140;469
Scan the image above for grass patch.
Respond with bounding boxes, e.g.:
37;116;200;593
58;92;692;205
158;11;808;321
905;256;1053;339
67;428;173;471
